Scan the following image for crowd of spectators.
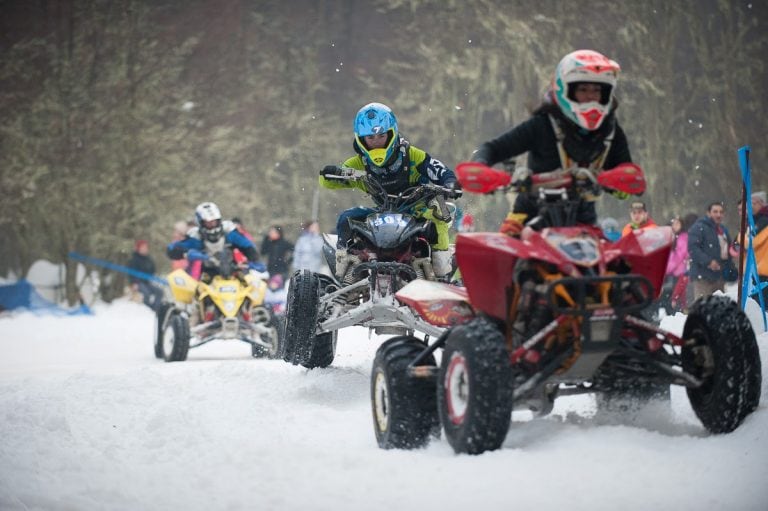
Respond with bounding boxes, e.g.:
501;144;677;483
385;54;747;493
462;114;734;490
603;190;767;314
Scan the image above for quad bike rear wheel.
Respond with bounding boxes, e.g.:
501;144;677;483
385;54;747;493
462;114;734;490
682;295;761;433
437;317;513;454
371;336;439;449
154;302;173;359
283;270;336;368
163;313;190;362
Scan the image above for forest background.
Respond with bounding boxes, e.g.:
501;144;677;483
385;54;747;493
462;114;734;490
1;0;766;302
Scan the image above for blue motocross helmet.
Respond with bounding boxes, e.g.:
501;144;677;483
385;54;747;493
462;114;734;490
353;102;400;167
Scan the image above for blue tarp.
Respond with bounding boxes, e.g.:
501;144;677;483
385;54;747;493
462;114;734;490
737;146;767;331
0;279;92;315
69;252;168;286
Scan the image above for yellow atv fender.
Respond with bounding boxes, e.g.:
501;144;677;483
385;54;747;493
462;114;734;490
245;272;268;306
166;268;198;304
198;276;253;319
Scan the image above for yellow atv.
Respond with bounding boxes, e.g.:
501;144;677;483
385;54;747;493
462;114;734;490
154;249;282;362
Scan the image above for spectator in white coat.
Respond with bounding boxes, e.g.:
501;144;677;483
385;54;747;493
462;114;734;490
292;220;326;274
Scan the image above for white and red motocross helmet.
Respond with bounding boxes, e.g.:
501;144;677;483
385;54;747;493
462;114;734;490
552;50;620;131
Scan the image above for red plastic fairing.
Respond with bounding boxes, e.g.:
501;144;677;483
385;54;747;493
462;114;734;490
539;226;608;269
455;233;518;320
459;224;673;319
456;231;590;320
597;162;646;195
457;229;615;320
603;226;673;298
395;280;473;327
455;162;511;194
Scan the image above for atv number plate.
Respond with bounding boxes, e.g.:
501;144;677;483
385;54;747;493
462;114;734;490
372;215;407;227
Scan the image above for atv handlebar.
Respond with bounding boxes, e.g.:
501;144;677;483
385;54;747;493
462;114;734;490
326;168;461;205
455;161;645;197
371;180;460;216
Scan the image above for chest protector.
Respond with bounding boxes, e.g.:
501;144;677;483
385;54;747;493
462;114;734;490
204;237;226;255
365;140;412;197
548;114;615;171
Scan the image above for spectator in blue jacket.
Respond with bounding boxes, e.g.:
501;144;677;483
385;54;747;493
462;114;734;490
167;202;261;280
687;202;734;300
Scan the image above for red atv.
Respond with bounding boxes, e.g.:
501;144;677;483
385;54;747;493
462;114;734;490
370;163;761;454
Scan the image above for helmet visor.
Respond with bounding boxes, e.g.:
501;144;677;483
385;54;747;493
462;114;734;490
356;129;397;166
202;219;221;230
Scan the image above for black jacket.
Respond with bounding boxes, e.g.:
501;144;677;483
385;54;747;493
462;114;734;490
261;236;294;277
472;106;632;225
473;110;631;172
127;252;156;285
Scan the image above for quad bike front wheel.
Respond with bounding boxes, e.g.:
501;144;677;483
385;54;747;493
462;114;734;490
371;336;439;450
437;317;513;455
299;331;337;369
283;270;336;368
163;313;190;362
252;313;282;359
682;295;761;433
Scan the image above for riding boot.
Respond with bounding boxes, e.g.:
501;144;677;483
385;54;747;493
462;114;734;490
335;248;349;280
431;249;453;278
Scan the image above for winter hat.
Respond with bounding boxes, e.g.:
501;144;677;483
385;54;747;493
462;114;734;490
600;217;619;231
268;274;284;290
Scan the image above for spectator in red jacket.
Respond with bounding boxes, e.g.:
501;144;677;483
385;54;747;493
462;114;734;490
621;201;657;237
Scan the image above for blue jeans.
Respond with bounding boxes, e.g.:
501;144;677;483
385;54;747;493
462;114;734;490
136;281;164;311
336;206;376;248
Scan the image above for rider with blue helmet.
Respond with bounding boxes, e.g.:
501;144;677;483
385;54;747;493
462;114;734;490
320;102;459;277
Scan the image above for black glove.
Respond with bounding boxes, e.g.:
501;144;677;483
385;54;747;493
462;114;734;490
511;167;533;193
320;165;342;177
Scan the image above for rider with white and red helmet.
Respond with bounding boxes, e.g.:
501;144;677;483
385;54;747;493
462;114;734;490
471;49;640;235
551;49;620;132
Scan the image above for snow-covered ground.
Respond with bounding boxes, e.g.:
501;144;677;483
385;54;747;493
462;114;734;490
1;298;766;511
